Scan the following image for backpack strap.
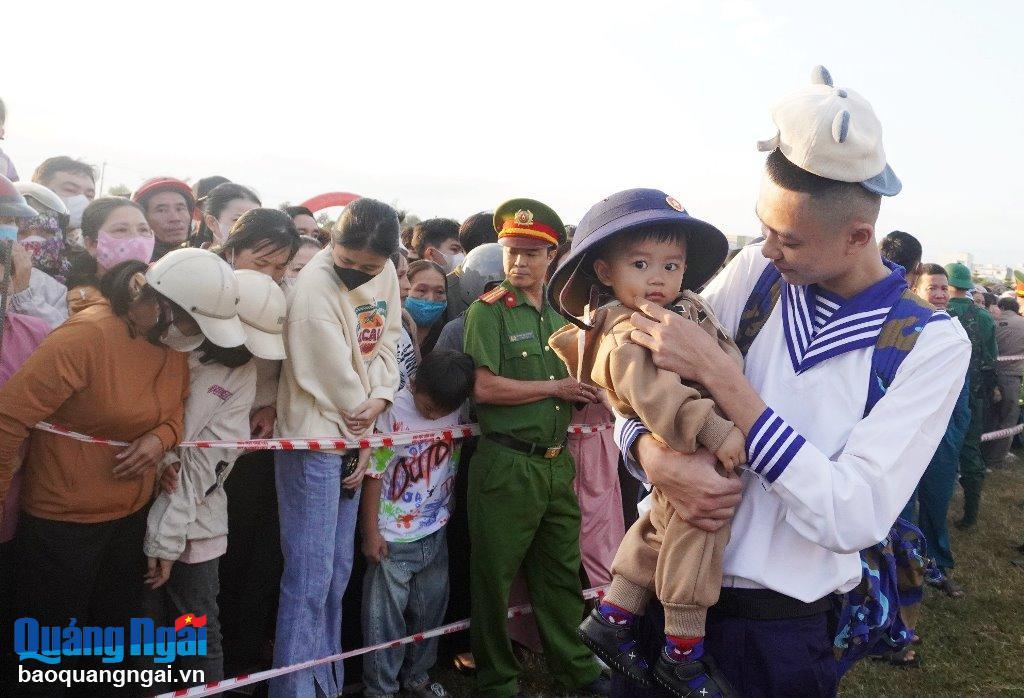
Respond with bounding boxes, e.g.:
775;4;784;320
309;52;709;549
735;263;783;357
864;289;938;416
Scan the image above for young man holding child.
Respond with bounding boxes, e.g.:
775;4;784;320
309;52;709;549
610;67;970;697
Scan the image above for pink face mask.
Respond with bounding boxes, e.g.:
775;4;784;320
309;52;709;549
96;231;156;270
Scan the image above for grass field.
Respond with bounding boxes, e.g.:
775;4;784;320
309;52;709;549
438;462;1024;696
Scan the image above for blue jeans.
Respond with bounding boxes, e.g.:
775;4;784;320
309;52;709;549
271;450;361;698
362;528;449;697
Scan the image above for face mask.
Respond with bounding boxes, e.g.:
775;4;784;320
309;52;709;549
18;212;62;241
445;251;466;272
161;323;205;352
95;231;156;269
404;296;447;327
0;224;16;242
334;265;375;291
213;218;233;246
64;194;89;229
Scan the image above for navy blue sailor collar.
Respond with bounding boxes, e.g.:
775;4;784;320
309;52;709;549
780;260;908;374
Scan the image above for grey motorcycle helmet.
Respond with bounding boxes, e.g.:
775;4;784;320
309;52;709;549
457;243;505;308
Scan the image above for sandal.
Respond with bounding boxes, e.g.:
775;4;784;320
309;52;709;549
871;646;921;668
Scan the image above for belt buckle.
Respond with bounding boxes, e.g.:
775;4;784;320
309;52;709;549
544;445;562;459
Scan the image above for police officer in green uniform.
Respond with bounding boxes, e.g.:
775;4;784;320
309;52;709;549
944;262;998;529
463;199;607;697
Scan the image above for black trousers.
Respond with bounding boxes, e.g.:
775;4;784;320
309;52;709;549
217;450;283;679
6;507;148;697
440;436;476;658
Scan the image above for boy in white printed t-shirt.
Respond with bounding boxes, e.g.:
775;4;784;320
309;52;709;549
359;349;476;698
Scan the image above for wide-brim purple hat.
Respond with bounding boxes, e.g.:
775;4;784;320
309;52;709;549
548;188;728;320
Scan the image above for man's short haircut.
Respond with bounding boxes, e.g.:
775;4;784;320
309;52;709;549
998;297;1020;313
983;292;998;308
283;205;315;220
32;156;96;185
410;218;461;258
413;349;476;414
919;263;948;278
765;149;881;226
879;230;922;274
459;212;496;253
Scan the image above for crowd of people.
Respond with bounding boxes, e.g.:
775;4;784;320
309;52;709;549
0;65;1021;698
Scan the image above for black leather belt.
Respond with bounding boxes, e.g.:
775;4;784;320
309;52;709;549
712;588;834;621
486;433;565;459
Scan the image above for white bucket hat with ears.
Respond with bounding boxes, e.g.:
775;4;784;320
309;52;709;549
145;247;246;347
234;269;287;360
758;65;901;196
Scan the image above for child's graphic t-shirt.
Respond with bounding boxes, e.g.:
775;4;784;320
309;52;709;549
369;388;462;543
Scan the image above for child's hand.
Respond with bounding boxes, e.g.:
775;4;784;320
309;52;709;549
714;428;747;474
144;557;174;589
362;529;389;563
160;464;180;494
342;448;372;490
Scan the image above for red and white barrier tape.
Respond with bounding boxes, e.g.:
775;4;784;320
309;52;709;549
979;422;1024;442
32;421;615;451
153;585;608;698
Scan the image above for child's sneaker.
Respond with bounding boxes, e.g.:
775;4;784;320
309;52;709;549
653;650;735;698
577;609;653;687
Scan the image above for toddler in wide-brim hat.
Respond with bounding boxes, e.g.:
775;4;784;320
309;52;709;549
547;187;742;697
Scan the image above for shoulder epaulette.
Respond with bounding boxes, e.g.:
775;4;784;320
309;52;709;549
478;286;508;305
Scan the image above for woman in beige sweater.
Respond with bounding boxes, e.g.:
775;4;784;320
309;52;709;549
271;198;403;698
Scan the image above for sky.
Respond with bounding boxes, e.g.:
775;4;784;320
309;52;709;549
3;0;1022;265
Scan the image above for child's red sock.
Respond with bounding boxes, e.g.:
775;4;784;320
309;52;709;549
664;635;704;663
596;601;636;626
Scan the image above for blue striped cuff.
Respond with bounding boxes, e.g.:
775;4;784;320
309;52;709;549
745;407;806;484
617;418;651;464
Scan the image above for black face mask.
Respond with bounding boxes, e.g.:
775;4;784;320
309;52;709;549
334;265;375;291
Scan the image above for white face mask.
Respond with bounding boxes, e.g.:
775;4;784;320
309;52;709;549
445;251;466;271
214;218;233;245
63;194;90;229
20;235;47;245
162;323;205;352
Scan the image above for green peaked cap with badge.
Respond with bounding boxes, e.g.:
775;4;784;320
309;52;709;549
493;198;565;249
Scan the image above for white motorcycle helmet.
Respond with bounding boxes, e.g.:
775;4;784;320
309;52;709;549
234;269;287;360
145;248;246;348
14;182;70;217
14;181;71;236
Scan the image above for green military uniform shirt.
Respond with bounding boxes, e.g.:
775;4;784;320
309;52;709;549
463;279;571;445
947;297;997;401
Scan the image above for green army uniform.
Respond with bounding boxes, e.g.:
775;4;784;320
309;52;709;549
945;296;997;525
462;199;600;697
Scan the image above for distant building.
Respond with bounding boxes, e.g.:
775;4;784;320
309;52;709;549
974;263;1010;282
937;251;975;270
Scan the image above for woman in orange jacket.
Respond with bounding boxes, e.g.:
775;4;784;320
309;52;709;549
0;258;198;688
